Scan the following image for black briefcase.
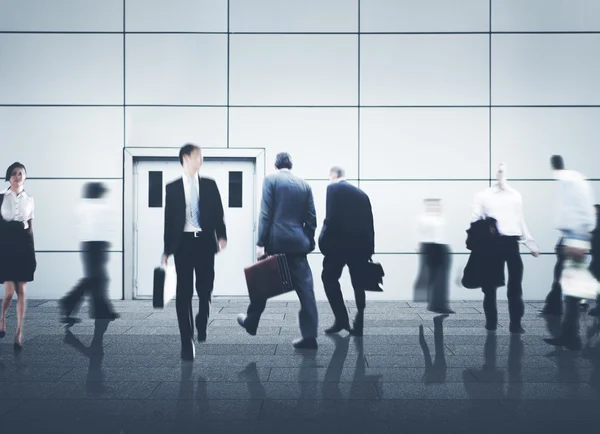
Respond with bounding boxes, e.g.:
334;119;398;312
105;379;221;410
244;254;294;300
153;266;166;308
364;260;385;292
153;264;177;308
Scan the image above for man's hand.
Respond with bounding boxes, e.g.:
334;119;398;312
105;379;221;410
256;246;265;260
218;238;227;252
531;250;540;258
161;254;168;267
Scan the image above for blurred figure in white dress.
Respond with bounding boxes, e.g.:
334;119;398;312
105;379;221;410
413;199;454;314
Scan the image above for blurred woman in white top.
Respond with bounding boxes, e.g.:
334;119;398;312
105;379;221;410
59;182;118;324
0;162;37;350
413;199;454;314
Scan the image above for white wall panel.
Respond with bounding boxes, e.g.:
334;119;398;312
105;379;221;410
360;180;489;253
126;0;227;32
307;180;360;255
360;35;489;106
509;181;600;254
125;34;227;105
360;0;489;33
126;107;227;148
230;108;358;179
360;108;489;179
492;34;600;106
27;252;123;300
23;179;123;252
0;34;123;105
491;108;600;179
0;107;123;178
230;0;357;33
229;35;358;106
0;0;123;32
492;0;600;32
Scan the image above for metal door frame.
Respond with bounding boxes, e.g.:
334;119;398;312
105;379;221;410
123;147;266;300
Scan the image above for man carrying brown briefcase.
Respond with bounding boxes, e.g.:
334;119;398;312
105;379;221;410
237;152;319;349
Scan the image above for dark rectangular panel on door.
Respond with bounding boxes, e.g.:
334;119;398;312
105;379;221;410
148;171;163;208
229;171;243;208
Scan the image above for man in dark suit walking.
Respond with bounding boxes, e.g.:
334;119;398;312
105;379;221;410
319;167;374;337
162;144;227;360
237;152;319;349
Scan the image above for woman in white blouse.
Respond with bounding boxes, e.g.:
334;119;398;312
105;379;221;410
0;162;37;350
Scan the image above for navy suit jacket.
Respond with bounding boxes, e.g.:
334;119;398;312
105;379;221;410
257;170;317;255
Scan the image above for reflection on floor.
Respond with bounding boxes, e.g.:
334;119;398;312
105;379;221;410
1;299;599;434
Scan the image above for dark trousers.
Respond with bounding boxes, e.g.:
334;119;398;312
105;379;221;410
321;253;369;326
482;236;524;327
544;237;566;313
174;232;215;343
245;254;318;339
422;243;452;310
560;296;582;341
61;241;114;318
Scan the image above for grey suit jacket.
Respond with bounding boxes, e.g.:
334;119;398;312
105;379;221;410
257;170;317;255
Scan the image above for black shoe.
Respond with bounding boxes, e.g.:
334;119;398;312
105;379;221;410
60;316;82;325
349;312;364;337
509;324;525;334
0;330;5;339
13;342;23;352
324;322;350;335
292;337;318;349
237;314;256;336
544;337;582;351
181;339;196;361
428;306;455;314
485;323;497;331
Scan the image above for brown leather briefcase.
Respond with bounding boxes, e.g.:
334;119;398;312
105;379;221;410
244;254;294;300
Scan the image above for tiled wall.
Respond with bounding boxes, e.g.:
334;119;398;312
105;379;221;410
1;0;599;300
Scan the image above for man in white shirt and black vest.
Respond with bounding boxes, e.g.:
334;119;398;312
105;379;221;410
471;163;539;333
162;144;227;361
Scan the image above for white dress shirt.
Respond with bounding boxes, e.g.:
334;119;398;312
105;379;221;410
553;169;596;235
417;214;446;244
1;189;34;230
182;172;201;232
471;184;533;240
77;199;116;243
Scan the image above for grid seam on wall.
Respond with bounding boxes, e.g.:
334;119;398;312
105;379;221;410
488;0;492;186
357;0;361;188
121;0;127;298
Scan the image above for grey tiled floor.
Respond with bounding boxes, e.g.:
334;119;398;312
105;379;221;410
1;298;599;434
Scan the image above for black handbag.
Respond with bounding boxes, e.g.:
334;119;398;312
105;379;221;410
364;259;384;292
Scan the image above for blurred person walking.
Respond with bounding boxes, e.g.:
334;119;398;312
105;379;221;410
414;199;454;314
60;182;119;324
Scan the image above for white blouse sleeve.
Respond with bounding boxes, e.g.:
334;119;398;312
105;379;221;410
28;196;35;220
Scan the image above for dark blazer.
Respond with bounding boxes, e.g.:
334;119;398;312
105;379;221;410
462;218;505;289
257;170;317;255
318;180;375;257
163;176;227;256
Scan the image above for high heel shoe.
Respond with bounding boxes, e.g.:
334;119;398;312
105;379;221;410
0;321;5;338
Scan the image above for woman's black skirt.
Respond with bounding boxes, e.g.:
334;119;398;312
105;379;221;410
0;221;37;283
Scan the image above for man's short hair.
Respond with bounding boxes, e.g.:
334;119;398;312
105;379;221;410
179;143;200;165
275;152;293;170
83;182;108;199
5;162;26;182
329;166;345;178
551;155;565;170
